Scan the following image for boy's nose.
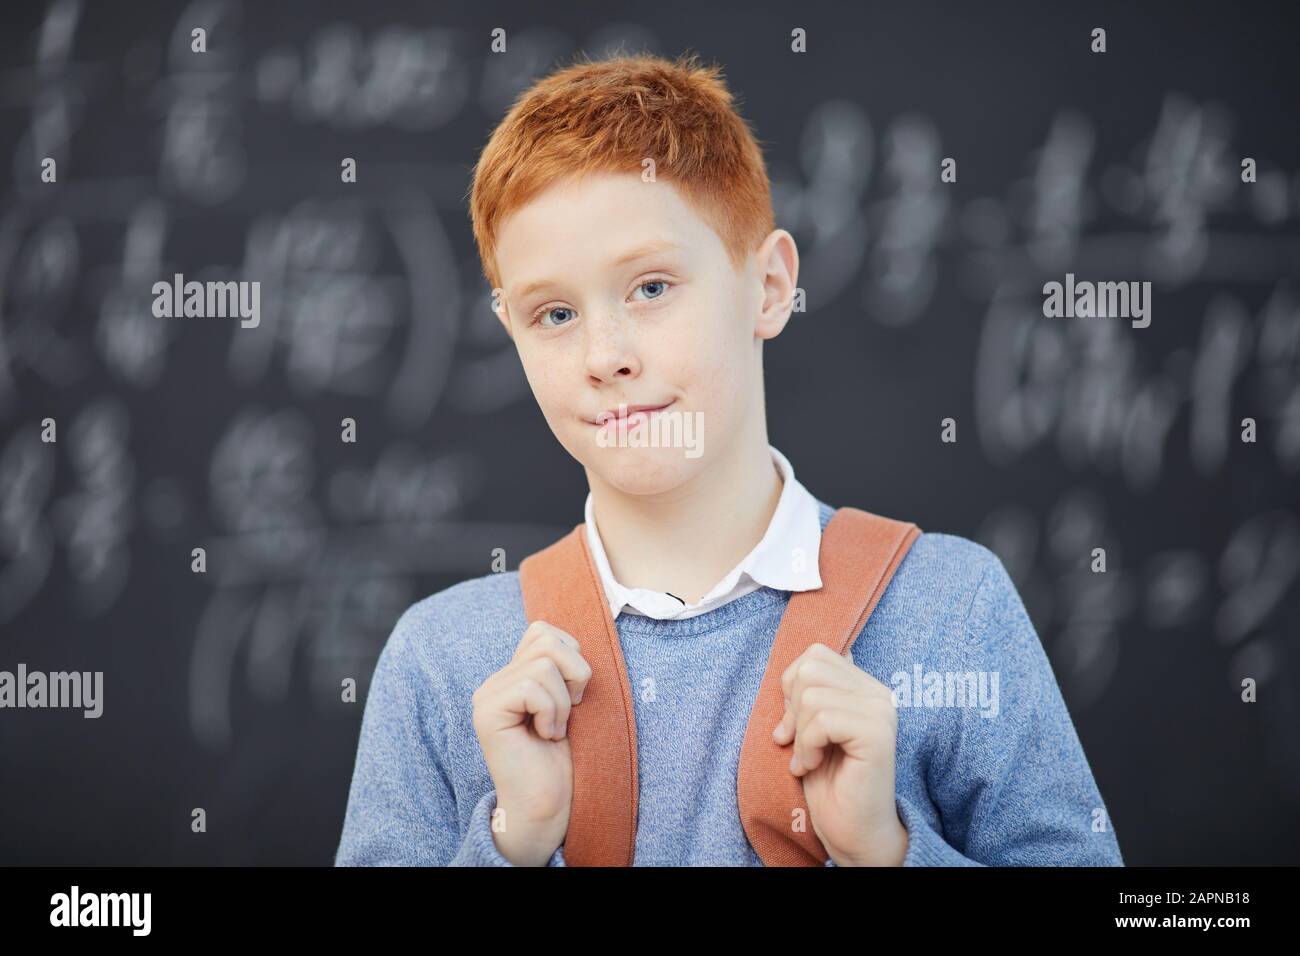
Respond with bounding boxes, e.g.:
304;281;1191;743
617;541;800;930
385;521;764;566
584;315;641;382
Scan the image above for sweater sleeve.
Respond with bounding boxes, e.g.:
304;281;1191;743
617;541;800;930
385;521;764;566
897;552;1125;867
462;789;567;867
334;607;565;867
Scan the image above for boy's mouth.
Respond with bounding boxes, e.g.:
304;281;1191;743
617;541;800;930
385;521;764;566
588;400;675;426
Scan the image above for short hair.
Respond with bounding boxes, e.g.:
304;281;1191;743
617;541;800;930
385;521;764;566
467;50;776;293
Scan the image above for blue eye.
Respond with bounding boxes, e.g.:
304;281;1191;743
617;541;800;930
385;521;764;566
534;306;575;328
531;279;671;328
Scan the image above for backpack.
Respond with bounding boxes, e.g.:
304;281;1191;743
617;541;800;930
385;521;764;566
516;505;921;866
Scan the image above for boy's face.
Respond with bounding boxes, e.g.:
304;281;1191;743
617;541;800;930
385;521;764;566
492;170;796;497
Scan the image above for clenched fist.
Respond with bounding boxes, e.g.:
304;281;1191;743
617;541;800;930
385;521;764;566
471;620;593;866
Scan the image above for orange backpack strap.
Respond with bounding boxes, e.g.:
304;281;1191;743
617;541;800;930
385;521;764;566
516;507;921;867
518;524;639;867
737;506;921;866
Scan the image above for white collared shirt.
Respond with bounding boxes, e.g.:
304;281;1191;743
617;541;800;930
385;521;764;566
582;445;824;621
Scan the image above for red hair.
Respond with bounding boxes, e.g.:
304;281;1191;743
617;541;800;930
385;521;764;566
467;50;776;292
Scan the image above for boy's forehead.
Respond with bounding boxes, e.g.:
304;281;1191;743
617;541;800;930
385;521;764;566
497;171;717;289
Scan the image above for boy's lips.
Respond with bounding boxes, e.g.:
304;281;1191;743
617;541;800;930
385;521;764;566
588;400;674;425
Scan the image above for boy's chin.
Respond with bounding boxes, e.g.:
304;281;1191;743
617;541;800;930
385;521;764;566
584;444;704;496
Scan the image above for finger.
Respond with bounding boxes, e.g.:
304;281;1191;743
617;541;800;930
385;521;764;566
790;706;866;776
829;660;900;707
514;620;548;657
780;642;858;698
479;672;562;740
532;641;594;706
774;684;865;744
794;689;898;774
517;624;593;704
773;700;794;744
515;619;581;658
521;655;574;737
781;644;866;717
790;686;872;769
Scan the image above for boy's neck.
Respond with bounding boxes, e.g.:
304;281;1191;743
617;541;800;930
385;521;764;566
585;436;784;606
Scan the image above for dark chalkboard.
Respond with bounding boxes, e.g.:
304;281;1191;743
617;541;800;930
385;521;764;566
1;0;1297;865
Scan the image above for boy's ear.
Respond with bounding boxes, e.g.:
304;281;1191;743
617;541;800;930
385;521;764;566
754;228;799;341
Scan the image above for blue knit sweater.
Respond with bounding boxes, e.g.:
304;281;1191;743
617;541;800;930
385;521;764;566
335;499;1124;866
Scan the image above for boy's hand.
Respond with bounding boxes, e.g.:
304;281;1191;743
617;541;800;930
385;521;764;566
471;620;593;866
774;642;909;866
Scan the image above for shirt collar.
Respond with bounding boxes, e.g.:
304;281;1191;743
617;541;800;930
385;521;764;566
583;444;824;621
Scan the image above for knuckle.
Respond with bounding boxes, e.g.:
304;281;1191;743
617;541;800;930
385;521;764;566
804;686;831;709
793;680;815;708
519;675;545;699
537;656;565;686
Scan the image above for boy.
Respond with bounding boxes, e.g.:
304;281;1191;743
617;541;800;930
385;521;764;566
335;52;1123;867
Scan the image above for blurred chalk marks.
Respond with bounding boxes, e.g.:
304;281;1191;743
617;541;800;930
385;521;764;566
1;0;1296;765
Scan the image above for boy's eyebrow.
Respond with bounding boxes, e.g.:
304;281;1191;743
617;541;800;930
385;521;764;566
608;238;685;267
508;239;686;302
